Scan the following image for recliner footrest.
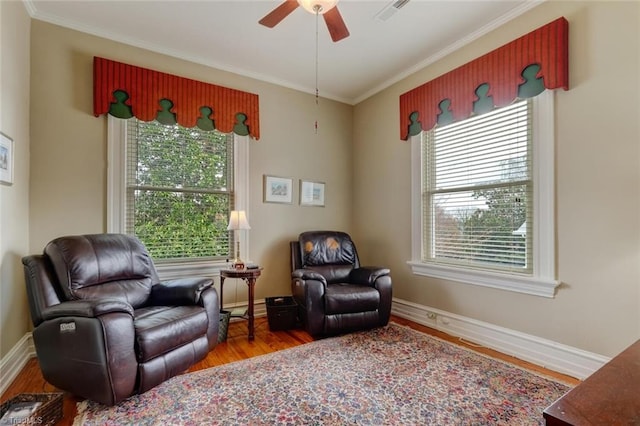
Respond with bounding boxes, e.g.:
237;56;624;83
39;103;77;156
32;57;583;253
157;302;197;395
324;283;380;315
134;305;209;362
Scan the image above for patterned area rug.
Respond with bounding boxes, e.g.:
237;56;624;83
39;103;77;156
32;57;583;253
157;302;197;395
74;323;571;425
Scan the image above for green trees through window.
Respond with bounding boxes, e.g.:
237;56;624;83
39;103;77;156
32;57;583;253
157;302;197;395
126;119;234;261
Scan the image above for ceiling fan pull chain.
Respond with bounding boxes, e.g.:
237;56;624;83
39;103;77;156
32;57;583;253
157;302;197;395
315;6;320;134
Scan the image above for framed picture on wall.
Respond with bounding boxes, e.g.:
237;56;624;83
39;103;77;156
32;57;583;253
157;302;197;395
0;133;14;186
263;175;293;204
300;180;325;207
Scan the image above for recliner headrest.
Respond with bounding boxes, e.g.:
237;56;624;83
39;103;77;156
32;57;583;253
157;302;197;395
298;231;359;268
44;233;158;305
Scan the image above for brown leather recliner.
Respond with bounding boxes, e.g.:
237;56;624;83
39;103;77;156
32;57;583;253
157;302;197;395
22;233;220;406
290;231;392;337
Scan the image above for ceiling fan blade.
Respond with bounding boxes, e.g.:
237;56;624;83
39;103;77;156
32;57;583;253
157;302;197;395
323;6;350;42
259;0;300;28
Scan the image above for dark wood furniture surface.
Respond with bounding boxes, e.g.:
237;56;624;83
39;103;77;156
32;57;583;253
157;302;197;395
543;339;640;425
219;268;262;341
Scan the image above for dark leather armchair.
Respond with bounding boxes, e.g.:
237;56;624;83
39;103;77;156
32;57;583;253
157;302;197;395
22;233;219;406
290;231;392;337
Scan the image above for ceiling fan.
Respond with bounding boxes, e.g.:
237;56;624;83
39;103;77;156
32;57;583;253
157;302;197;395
259;0;350;42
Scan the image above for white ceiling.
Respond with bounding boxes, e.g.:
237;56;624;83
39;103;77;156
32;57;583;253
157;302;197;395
26;0;540;105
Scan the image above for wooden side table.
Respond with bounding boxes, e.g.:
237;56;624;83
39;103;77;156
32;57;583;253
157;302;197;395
219;267;262;341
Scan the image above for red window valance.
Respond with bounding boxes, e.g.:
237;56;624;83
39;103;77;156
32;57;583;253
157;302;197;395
93;57;260;139
399;17;568;140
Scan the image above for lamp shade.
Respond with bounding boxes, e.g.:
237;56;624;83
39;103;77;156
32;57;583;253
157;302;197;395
227;210;251;231
297;0;338;14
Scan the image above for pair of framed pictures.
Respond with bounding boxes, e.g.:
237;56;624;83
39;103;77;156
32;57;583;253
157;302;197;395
263;175;325;207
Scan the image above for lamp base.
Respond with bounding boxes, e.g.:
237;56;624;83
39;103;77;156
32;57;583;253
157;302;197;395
232;240;245;269
231;259;245;270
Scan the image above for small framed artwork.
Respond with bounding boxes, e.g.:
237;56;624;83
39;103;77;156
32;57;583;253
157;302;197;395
0;133;14;186
300;180;325;207
263;175;293;204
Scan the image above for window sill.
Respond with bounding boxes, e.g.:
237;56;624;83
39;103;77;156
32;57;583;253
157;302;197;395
155;260;232;281
407;261;559;298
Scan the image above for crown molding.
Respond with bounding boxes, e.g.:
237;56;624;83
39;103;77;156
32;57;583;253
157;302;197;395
24;0;544;106
353;0;546;104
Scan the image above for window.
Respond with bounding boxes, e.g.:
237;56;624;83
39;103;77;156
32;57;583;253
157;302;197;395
409;91;558;297
425;99;532;273
108;116;249;279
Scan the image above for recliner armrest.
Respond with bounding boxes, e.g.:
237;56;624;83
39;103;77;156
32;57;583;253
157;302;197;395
292;269;327;285
348;266;391;286
41;299;134;321
150;277;213;305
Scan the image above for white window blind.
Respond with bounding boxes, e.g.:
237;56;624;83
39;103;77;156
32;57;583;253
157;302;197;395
423;99;533;274
125;118;234;261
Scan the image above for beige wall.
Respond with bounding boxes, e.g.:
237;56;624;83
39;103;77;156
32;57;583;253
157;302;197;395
28;21;353;307
3;0;638;362
0;1;31;359
353;1;640;357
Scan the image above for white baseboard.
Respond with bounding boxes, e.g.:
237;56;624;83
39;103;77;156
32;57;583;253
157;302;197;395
254;301;267;318
391;298;610;380
260;297;608;379
1;299;607;393
0;333;36;395
0;303;265;396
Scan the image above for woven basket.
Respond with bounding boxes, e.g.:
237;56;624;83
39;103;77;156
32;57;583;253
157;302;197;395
0;393;63;426
218;310;231;343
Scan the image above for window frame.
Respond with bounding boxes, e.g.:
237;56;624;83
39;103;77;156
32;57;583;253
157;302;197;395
107;115;249;279
408;90;558;298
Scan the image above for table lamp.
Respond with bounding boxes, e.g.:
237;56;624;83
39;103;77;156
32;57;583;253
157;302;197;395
227;210;251;269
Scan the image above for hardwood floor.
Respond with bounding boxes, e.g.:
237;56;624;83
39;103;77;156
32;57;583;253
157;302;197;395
1;316;579;425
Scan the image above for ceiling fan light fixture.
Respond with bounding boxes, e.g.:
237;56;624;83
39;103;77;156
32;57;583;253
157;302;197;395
297;0;338;15
259;0;349;43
